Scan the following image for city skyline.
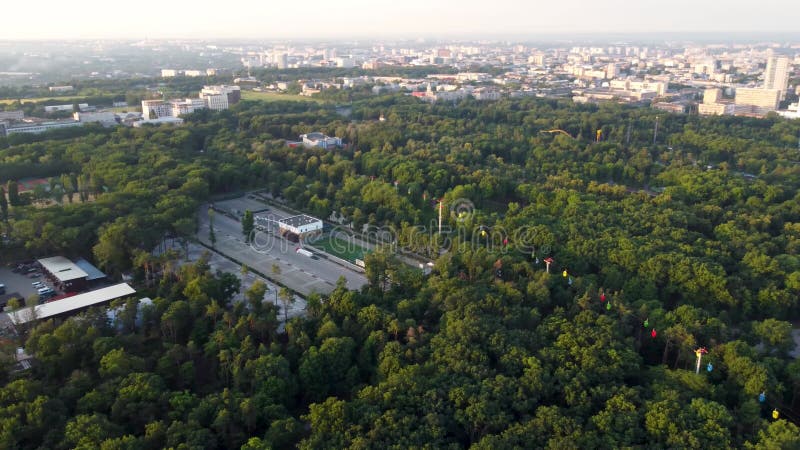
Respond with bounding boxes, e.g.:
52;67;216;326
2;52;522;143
2;0;799;40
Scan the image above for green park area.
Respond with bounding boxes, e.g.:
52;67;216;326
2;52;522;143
0;95;91;105
310;233;369;263
240;90;326;104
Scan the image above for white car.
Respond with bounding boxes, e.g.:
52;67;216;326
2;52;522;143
32;282;45;288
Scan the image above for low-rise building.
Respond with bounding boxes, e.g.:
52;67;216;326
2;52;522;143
777;101;799;119
609;79;668;96
44;104;88;113
301;132;342;149
199;85;241;110
0;110;24;121
9;283;136;326
170;98;206;116
699;102;735;116
652;102;687;114
48;85;74;92
133;116;184;127
572;88;657;104
697;88;734;116
38;256;89;292
472;88;501;101
3;119;82;136
278;214;323;238
73;111;117;126
141;98;206;119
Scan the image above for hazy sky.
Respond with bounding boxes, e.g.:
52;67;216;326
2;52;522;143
2;0;798;40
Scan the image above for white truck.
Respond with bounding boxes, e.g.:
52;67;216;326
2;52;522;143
296;248;314;257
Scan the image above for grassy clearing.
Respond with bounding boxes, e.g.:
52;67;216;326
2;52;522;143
310;234;369;263
0;95;92;105
240;90;325;104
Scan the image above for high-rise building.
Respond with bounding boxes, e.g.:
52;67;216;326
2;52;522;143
735;88;781;117
529;53;545;66
199;85;241;110
142;98;207;119
275;53;288;69
606;63;617;79
141;100;172;119
699;88;734;116
764;55;790;100
335;57;355;68
703;88;721;104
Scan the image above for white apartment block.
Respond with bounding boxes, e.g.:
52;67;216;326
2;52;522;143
764;55;790;100
199;85;241;110
609;79;668;96
301;132;342;149
141;100;172;120
141;98;206;119
170;98;206;117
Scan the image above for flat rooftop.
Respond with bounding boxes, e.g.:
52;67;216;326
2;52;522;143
9;283;136;325
73;258;107;281
37;256;89;282
279;214;322;228
303;132;327;140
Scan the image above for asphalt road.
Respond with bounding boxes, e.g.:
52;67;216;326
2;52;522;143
199;200;367;296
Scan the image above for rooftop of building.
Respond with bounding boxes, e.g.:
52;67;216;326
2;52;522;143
37;256;89;282
73;258;107;281
279;214;322;228
9;283;136;325
303;132;327;140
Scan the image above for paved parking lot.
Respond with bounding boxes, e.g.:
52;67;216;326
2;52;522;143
212;196;271;218
201;199;367;296
0;267;56;305
163;242;307;325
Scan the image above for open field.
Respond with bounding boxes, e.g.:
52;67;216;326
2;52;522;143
309;233;369;264
0;95;95;105
240;90;326;104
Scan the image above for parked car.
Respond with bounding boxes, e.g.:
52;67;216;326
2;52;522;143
32;281;45;288
0;283;5;295
37;287;53;296
27;273;42;278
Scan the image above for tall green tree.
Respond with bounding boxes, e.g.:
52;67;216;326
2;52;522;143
208;208;216;247
0;186;7;221
279;287;294;324
242;210;254;243
6;180;19;206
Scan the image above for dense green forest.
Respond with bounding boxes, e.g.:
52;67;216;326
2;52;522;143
0;95;799;448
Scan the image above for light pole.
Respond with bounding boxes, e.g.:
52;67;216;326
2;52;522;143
694;347;708;374
653;116;659;146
